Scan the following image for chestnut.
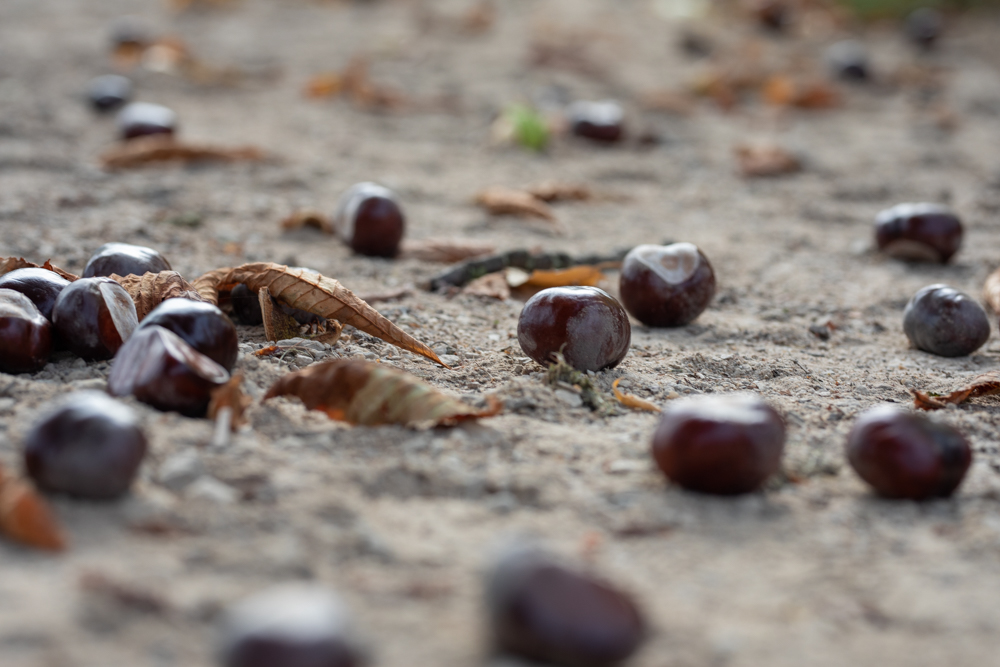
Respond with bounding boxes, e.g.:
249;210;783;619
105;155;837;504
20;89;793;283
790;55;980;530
137;298;238;371
651;394;785;495
51;277;138;361
87;74;133;113
116;102;178;141
333;183;406;258
0;289;52;374
218;584;365;667
846;406;971;500
825;40;869;81
875;203;962;263
0;268;71;321
905;8;944;51
487;546;645;667
230;284;263;325
108;325;229;417
567;100;625;143
619;243;716;328
903;284;989;357
751;0;791;32
517;286;631;372
23;391;147;500
83;242;172;279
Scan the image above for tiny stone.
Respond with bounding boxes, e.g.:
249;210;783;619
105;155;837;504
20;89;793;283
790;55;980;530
554;389;584;408
185;476;240;504
441;355;461;367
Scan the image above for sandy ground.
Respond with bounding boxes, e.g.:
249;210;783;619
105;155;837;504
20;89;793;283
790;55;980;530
3;0;1000;665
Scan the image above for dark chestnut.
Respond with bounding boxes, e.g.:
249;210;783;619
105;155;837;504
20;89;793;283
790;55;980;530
619;243;715;328
0;289;52;374
116;102;178;141
108;325;229;417
0;268;71;321
567;100;625;143
752;0;791;32
333;183;406;258
905;8;944;51
87;74;133;112
846;406;971;500
83;242;172;279
137;298;238;371
487;546;645;667
875;203;962;263
652;394;785;495
517;286;630;372
903;284;989;357
51;277;138;361
219;584;365;667
230;284;263;325
23;391;147;500
109;15;152;52
826;40;869;81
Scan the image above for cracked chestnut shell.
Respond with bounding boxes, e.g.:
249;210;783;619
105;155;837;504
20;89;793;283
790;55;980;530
24;391;147;500
517;286;631;372
116;102;178;141
137;298;238;371
619;243;716;327
567;100;625;143
487;547;645;667
333;183;405;258
846;406;971;500
875;203;962;263
903;284;989;357
108;325;229;417
52;277;138;360
652;394;785;495
0;289;52;374
0;268;70;321
83;242;172;278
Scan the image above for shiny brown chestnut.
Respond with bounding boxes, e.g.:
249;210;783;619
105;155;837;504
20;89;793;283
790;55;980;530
875;203;962;263
826;40;869;81
108;325;229;417
846;406;971;500
51;277;138;361
0;268;71;321
219;584;366;667
517;286;631;372
24;391;147;500
333;183;405;258
137;298;238;371
652;394;785;495
619;243;716;328
487;546;645;667
0;289;52;374
116;102;178;141
83;242;172;278
567;100;625;143
903;284;989;357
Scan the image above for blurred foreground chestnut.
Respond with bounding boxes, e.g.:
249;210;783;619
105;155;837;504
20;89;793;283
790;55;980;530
24;391;147;500
903;284;989;357
619;243;715;327
219;584;366;667
0;289;52;374
567;100;625;143
905;8;944;50
826;40;869;81
52;277;138;360
487;546;645;667
875;203;962;263
230;284;263;325
87;74;133;112
137;298;238;371
0;268;70;321
652;394;785;495
517;286;630;372
116;102;178;141
108;325;229;417
83;242;172;278
333;183;405;258
846;406;971;500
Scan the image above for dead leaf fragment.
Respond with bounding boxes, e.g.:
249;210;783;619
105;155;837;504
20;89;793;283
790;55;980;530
100;136;264;170
612;378;665;413
462;272;510;300
735;144;802;177
207;373;251;430
525;182;593;203
762;76;839;109
0;466;66;552
522;265;606;289
281;210;334;234
110;271;206;320
0;257;78;281
304;57;407;110
475;187;557;222
265;359;501;428
398;238;496;263
259;286;303;343
912;372;1000;410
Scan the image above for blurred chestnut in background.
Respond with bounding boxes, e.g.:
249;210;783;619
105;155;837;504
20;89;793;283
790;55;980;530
52;277;138;360
116;102;178;141
137;298;238;371
24;391;147;500
83;241;172;278
652;394;785;495
875;203;962;263
0;289;52;374
87;74;133;112
0;268;71;321
905;8;944;50
903;284;989;357
230;284;264;325
751;0;791;32
826;40;869;81
333;183;405;258
846;406;971;500
619;243;715;327
567;100;625;143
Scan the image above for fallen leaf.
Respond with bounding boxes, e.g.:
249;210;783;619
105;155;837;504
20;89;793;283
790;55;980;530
612;378;665;413
0;257;78;281
735;144;802;177
525;182;593;203
304;72;344;99
259;286;303;343
304;57;407;110
398;238;496;263
192;262;446;366
207;373;251;431
265;359;501;428
0;466;66;552
984;267;1000;314
462;272;510;300
280;210;334;234
522;265;606;289
762;76;839;109
474;187;557;222
110;271;206;320
424;248;630;290
912;372;1000;410
100;136;264;170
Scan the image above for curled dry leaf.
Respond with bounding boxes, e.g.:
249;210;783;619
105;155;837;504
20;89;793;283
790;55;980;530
982;267;1000;314
265;359;501;428
525;182;593;203
398;238;496;263
110;271;206;320
304;57;407;111
0;465;66;552
612;378;666;413
280;210;334;234
462;272;510;300
911;372;1000;410
762;76;840;109
735;144;802;178
100;136;264;170
0;257;79;281
474;187;557;222
192;262;446;366
207;373;251;431
259;286;304;343
521;265;606;289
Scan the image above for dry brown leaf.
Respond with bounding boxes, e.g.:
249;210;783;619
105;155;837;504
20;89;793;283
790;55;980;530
259;286;302;343
280;210;334;234
0;257;78;281
265;359;501;428
523;266;606;289
0;466;66;552
525;182;593;203
304;72;345;98
475;187;557;222
762;76;839;109
911;372;1000;411
612;378;665;413
462;272;510;300
398;238;496;263
305;57;407;110
207;373;251;431
110;271;206;320
735;144;802;178
984;267;1000;314
192;262;446;366
100;136;264;170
